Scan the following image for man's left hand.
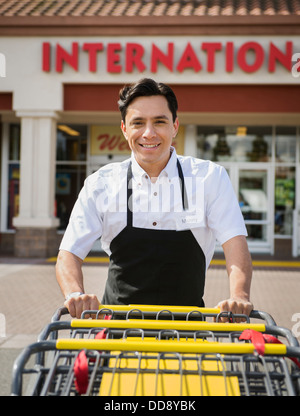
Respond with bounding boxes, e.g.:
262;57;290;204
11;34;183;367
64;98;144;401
216;298;253;323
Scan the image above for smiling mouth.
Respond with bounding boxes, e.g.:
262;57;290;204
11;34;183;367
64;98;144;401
139;143;160;148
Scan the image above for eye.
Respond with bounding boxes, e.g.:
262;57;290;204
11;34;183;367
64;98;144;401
132;120;144;127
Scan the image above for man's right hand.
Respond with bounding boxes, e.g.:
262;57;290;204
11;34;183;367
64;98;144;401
56;250;102;318
64;293;101;318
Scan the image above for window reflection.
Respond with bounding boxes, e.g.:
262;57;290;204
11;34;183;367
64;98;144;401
275;167;295;236
7;125;21;230
239;169;268;241
245;224;267;242
7;163;19;229
55;165;86;230
275;127;296;163
197;126;272;162
56;125;87;161
56;125;88;230
9;124;20;160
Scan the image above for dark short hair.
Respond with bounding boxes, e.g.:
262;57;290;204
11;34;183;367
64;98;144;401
118;78;178;122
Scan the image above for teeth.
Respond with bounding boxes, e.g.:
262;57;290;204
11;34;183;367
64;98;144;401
141;144;159;148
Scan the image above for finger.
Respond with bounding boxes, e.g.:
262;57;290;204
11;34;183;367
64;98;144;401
216;301;231;323
81;295;92;318
217;300;247;323
64;298;79;318
230;301;241;322
237;303;248;323
229;300;253;323
227;300;246;323
74;297;83;319
82;295;101;319
241;301;254;319
89;295;101;312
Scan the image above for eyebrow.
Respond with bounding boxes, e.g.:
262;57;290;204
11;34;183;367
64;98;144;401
130;115;169;124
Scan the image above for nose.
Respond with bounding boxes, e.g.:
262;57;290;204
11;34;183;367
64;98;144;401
142;122;156;140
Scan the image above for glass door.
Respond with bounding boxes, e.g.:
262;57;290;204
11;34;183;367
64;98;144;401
237;166;273;253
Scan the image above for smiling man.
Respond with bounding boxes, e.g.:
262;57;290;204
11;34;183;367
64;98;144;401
121;94;179;178
56;78;253;320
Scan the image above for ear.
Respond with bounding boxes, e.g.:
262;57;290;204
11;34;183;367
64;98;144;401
121;120;128;140
173;117;179;138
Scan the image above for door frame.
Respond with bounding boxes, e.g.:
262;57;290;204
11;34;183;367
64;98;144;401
223;163;274;255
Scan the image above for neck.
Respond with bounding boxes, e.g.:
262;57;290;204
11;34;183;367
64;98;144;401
139;161;166;182
134;150;173;180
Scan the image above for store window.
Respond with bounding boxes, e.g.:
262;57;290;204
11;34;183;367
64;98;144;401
197;125;298;248
197;126;272;162
239;169;268;242
57;124;87;161
274;127;297;237
56;125;87;230
275;167;296;236
7;124;20;229
275;126;297;163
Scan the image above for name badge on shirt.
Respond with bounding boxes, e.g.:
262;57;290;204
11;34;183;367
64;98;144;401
176;212;205;230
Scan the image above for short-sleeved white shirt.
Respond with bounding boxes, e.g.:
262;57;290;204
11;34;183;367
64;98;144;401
59;147;247;269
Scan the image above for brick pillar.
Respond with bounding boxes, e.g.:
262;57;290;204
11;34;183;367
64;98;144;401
14;228;60;258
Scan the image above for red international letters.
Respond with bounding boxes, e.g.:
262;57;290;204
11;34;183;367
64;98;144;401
42;40;295;74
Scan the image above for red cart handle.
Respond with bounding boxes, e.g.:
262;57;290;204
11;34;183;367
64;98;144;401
74;315;112;395
239;329;300;369
74;350;89;395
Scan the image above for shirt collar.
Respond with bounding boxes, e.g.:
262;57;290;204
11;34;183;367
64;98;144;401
131;146;178;181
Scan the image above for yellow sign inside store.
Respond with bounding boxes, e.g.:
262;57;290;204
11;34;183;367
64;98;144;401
90;125;185;156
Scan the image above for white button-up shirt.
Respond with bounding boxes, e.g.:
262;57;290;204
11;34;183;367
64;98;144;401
60;148;247;269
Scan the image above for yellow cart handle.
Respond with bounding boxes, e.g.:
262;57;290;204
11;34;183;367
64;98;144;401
71;318;266;332
56;337;286;355
100;304;220;314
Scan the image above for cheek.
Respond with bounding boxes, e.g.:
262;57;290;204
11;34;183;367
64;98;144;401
126;134;138;149
127;130;141;143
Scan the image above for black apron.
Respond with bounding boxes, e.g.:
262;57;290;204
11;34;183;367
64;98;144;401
102;159;206;307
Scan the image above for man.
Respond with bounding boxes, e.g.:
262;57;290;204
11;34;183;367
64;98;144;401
56;78;253;319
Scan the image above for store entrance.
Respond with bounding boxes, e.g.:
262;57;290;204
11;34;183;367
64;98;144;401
196;125;299;256
237;166;272;253
224;165;273;253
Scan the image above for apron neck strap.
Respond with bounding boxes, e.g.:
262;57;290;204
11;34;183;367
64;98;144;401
176;159;189;212
127;162;133;227
127;159;188;227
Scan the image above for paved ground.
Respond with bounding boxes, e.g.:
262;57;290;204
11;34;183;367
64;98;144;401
0;255;299;396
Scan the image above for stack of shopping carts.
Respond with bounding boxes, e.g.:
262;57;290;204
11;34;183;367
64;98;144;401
11;304;300;396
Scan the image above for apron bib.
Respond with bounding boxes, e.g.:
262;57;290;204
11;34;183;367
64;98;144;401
102;159;206;307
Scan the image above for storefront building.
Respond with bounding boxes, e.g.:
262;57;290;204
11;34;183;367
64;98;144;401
0;0;300;258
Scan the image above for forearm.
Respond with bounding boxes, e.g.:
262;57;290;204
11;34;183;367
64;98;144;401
217;236;253;319
223;235;252;300
228;263;252;301
56;249;84;298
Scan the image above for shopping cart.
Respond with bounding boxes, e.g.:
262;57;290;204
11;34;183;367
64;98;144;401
11;305;300;397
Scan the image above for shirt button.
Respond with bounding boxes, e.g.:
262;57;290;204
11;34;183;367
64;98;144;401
145;175;149;180
153;192;157;196
152;222;157;226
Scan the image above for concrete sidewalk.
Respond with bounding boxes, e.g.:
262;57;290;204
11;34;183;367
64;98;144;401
0;255;299;395
0;255;299;347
